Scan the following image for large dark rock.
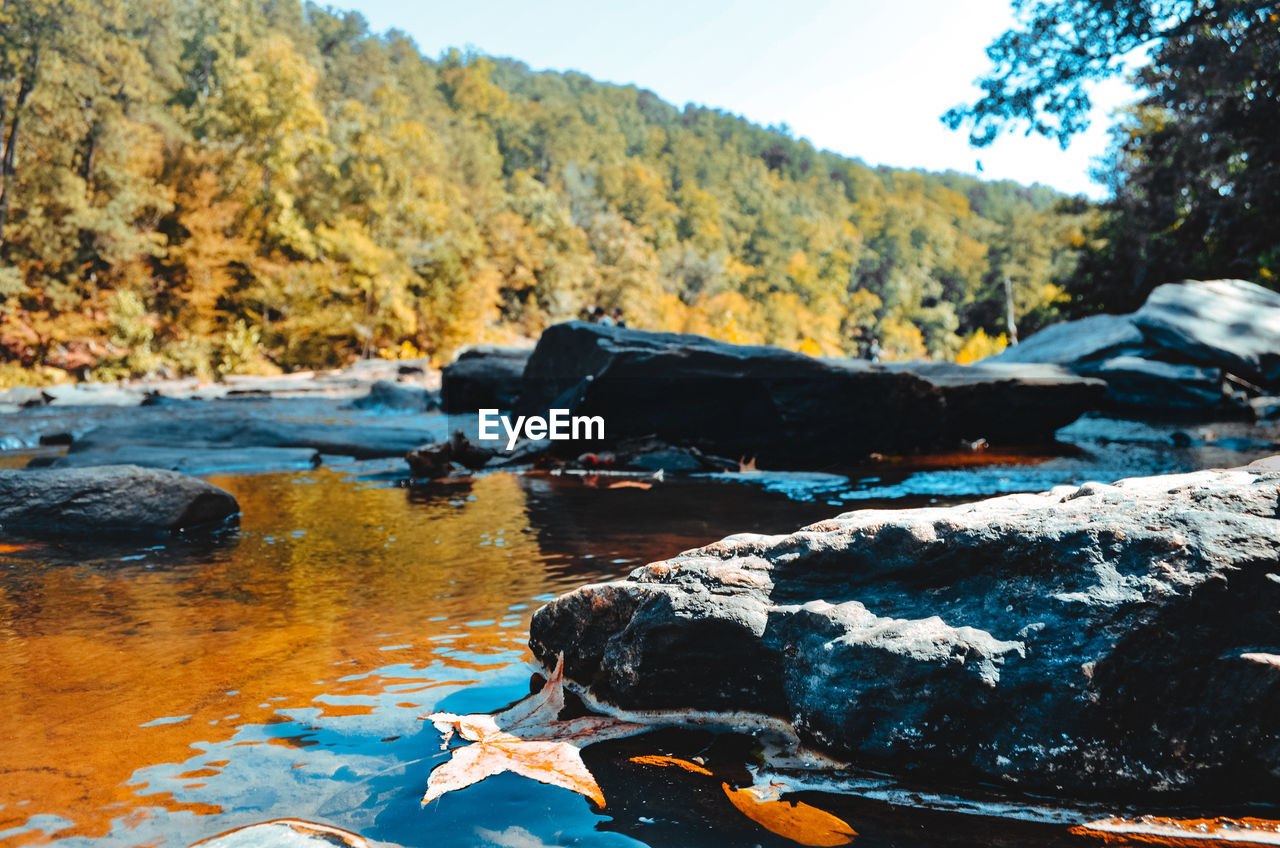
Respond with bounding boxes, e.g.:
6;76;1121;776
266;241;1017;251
990;279;1280;415
530;457;1280;801
440;346;531;413
71;417;430;459
0;465;239;537
515;322;1103;467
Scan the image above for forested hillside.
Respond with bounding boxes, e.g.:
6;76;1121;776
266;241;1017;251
0;0;1096;384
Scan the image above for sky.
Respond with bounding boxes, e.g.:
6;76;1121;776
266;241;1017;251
337;0;1139;199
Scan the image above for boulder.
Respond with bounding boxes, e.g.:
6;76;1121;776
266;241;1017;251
0;465;239;537
347;379;438;412
989;279;1280;415
188;819;377;848
1132;279;1280;389
71;417;432;459
530;457;1280;801
515;322;1103;467
29;445;321;474
987;312;1149;366
440;346;531;413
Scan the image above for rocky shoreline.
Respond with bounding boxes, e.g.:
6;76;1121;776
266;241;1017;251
530;457;1280;803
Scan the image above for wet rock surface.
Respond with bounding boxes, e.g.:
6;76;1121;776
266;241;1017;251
0;464;239;537
530;457;1280;801
347;380;439;412
29;445;321;475
516;322;1103;467
71;417;429;460
992;279;1280;415
440;345;531;413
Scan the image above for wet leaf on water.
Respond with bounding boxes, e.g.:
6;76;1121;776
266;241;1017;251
0;543;31;553
628;754;713;776
738;456;758;473
607;481;652;490
423;655;650;808
722;782;856;847
1069;815;1280;846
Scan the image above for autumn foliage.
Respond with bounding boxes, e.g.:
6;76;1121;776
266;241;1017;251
0;0;1092;386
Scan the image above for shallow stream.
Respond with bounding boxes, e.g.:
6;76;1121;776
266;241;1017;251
2;406;1278;847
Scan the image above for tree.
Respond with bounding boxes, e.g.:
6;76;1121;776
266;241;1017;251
946;0;1279;312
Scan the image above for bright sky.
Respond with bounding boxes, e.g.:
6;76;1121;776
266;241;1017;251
338;0;1138;199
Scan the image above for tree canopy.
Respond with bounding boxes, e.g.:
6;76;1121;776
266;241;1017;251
0;0;1095;384
946;0;1279;313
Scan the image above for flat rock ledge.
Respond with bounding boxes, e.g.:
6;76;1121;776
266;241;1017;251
0;465;239;537
530;457;1280;802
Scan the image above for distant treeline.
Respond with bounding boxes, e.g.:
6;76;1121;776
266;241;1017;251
0;0;1097;385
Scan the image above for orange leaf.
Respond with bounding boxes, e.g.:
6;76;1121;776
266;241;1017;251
0;543;30;553
738;456;758;473
629;754;713;776
722;782;856;847
607;481;652;490
423;654;650;808
1069;815;1280;847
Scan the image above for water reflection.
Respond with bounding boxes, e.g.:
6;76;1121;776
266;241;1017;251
0;469;838;847
2;413;1278;847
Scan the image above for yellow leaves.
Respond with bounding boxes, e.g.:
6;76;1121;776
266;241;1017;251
954;328;1009;364
423;655;649;807
722;783;857;847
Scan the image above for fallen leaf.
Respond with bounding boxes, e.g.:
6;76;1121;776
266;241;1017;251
607;481;652;490
424;655;650;808
629;754;713;776
0;543;30;554
1069;815;1280;847
738;456;758;473
722;782;856;847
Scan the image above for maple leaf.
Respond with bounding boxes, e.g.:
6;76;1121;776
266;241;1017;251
738;456;758;473
423;655;650;808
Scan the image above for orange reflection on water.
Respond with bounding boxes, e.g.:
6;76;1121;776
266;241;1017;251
0;471;623;846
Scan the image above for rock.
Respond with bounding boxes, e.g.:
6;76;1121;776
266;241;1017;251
530;457;1280;801
188;819;378;848
989;279;1280;415
1074;355;1237;413
1133;279;1280;390
0;465;239;537
516;322;1103;467
347;379;439;412
440;346;531;413
29;445;321;474
406;431;496;478
72;417;433;459
0;385;50;408
987;313;1149;366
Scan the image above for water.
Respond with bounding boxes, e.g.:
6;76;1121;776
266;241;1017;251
1;408;1278;847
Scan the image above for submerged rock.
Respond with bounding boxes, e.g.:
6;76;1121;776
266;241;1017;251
990;279;1280;415
71;416;431;459
30;445;321;474
530;457;1280;801
347;379;438;412
516;322;1102;467
188;819;380;848
441;345;531;413
0;465;239;537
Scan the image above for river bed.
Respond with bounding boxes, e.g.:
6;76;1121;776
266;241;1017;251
1;406;1278;847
